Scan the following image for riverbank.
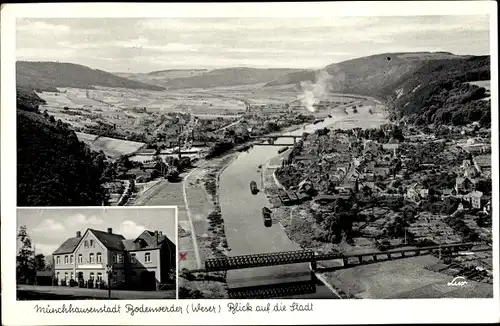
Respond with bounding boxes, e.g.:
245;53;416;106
259;100;393;298
178;155;237;298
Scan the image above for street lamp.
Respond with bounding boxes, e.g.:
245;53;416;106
106;264;113;299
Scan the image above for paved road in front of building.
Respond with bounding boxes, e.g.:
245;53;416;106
17;285;176;299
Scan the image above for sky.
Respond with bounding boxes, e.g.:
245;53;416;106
16;207;177;256
15;16;490;73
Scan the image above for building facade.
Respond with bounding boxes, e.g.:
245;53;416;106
53;228;176;290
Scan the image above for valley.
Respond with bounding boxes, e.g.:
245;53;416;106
15;51;493;300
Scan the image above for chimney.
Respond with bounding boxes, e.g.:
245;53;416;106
154;230;159;245
107;228;112;234
76;231;81;238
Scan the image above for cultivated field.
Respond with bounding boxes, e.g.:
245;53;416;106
321;255;493;299
76;132;146;158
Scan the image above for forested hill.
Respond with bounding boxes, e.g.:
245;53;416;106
382;55;491;127
267;52;491;126
17;61;165;92
17;88;107;206
16;86;46;112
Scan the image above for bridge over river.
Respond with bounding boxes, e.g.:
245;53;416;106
183;242;491;298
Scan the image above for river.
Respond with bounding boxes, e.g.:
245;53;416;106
218;97;388;297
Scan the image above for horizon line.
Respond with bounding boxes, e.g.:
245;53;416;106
16;50;490;74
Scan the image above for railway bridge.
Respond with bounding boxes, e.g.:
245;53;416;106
182;242;489;298
189;242;486;274
250;134;304;146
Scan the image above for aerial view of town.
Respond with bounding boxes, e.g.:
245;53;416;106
15;15;494;299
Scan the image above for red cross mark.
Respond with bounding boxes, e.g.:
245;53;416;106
180;252;188;261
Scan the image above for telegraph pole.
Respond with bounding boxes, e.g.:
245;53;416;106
33;244;37;285
106;264;113;299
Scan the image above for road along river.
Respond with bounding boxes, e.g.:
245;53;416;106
218;97;388;298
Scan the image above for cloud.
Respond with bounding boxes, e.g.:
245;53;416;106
119;220;146;238
16;47;78;61
15;16;490;72
65;213;104;227
17;20;71;35
33;219;66;233
35;243;60;257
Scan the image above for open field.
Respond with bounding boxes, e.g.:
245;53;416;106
468;80;490;91
195;83;301;105
320;256;493;299
76;132;146;158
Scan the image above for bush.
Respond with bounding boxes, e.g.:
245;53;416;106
206;141;234;159
376;239;392;251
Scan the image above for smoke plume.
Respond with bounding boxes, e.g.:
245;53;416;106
298;66;346;112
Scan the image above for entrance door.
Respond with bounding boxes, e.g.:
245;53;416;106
140;271;156;290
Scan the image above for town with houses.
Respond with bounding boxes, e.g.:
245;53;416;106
89;103;316;206
268;120;493;286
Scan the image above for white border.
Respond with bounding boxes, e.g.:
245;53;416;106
1;1;499;325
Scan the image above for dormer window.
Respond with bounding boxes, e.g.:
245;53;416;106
140;238;148;248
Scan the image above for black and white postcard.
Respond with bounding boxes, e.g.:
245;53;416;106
1;1;498;325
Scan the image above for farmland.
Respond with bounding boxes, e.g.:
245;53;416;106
76;132;146;158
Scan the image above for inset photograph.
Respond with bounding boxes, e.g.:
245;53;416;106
16;207;177;300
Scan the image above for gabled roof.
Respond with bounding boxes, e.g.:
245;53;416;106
53;228;171;255
464;190;483;198
89;229;126;251
121;230;172;251
53;237;82;255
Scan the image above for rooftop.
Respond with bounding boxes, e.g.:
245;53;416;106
52;228;172;255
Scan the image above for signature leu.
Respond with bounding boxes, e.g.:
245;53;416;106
447;276;468;287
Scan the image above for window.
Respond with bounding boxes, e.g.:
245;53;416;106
117;253;123;263
113;272;117;284
70;272;74;281
78;254;83;263
97;273;103;282
112;254;117;263
64;272;68;281
89;272;94;281
64;255;68;264
56;256;60;265
96;253;102;263
84;240;89;248
90;240;94;247
89;253;95;263
56;272;60;280
70;255;73;264
145;252;151;263
130;253;136;264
